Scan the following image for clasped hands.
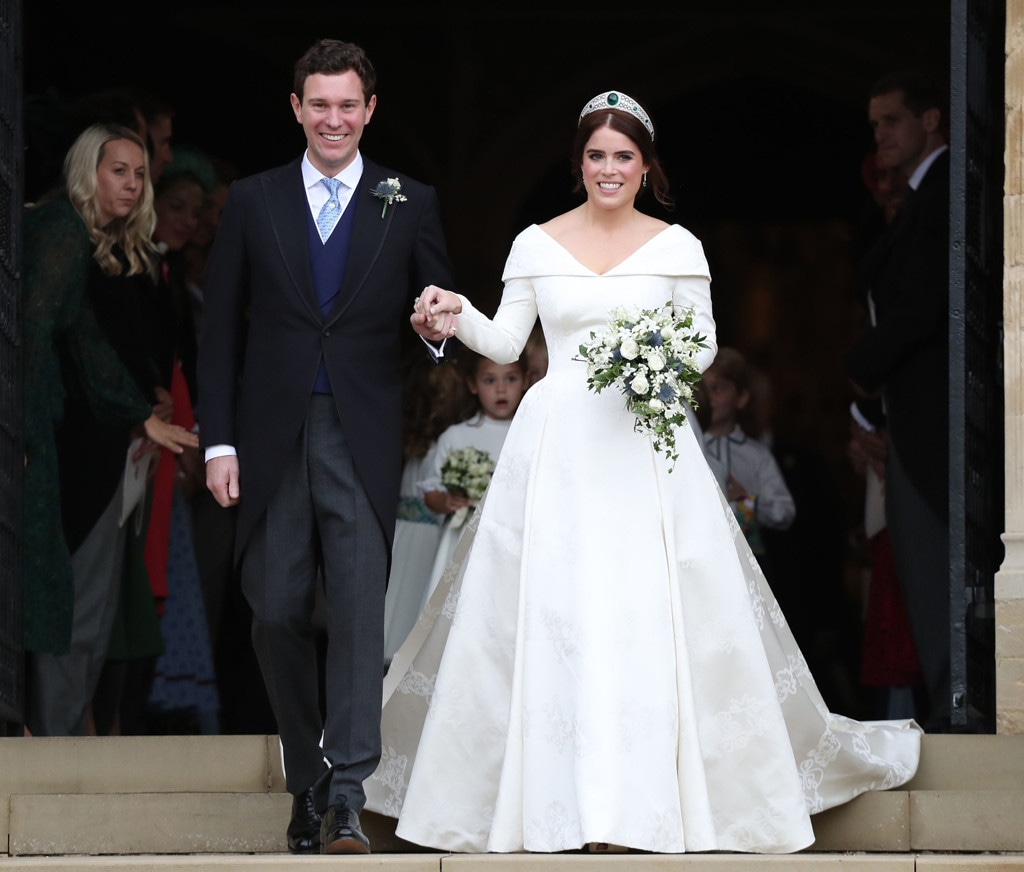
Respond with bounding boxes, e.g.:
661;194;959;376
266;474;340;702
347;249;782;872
411;285;461;341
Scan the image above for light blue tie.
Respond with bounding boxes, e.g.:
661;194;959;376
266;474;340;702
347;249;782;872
316;177;342;242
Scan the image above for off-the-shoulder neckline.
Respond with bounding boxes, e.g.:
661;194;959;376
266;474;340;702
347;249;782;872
529;224;676;276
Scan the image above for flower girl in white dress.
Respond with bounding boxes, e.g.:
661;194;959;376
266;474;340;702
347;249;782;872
418;350;526;613
383;358;468;665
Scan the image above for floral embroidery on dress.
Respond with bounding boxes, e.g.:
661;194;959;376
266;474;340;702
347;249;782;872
645;811;684;852
718;804;791;853
524;801;583;853
703;694;780;756
774;654;805;701
396;669;435;698
374;747;410;816
544;700;588;758
543;611;579;662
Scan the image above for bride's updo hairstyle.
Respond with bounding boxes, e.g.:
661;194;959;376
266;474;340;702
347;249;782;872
571;91;673;209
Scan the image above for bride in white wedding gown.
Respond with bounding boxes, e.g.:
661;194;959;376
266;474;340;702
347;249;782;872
366;91;922;854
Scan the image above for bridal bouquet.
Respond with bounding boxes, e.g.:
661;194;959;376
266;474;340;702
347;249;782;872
441;446;496;527
575;302;708;470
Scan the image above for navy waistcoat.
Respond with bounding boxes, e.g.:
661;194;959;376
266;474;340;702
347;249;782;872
306;196;357;394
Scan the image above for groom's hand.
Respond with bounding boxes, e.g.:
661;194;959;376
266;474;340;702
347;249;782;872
411;310;456;342
207;454;241;507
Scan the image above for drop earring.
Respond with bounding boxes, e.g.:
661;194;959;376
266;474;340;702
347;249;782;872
642;172;648;189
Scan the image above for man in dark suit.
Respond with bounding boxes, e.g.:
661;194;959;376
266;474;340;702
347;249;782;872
845;70;950;730
196;39;455;854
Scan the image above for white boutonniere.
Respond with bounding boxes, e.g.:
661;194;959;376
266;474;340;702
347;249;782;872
370;177;407;218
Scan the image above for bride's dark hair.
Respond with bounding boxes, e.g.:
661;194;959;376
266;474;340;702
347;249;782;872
570;107;673;209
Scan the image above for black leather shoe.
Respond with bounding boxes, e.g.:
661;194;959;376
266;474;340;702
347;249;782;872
321;801;371;854
286;787;322;854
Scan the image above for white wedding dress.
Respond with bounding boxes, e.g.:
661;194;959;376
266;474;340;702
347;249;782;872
364;223;921;854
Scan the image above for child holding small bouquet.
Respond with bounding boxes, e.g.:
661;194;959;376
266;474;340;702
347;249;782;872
383;355;468;664
418;349;527;609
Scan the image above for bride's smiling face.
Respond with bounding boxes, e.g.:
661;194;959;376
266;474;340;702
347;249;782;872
581;126;648;207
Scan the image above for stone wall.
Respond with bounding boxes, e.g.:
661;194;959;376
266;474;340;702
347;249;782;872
997;0;1024;733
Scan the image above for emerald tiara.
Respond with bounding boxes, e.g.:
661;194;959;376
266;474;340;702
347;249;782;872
578;91;655;140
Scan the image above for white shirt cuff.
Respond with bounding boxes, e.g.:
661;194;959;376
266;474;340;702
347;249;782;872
205;444;237;462
421;335;448;359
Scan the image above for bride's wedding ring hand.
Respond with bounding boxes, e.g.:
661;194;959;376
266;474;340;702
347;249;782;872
411;289;456;340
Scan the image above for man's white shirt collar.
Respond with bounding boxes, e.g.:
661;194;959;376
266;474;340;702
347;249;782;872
301;151;364;212
908;144;948;191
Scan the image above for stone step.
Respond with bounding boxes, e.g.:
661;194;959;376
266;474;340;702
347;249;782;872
5;787;1024;856
2;854;1024;871
902;734;1024;789
4;734;1023;795
0;735;283;795
3;735;1024;858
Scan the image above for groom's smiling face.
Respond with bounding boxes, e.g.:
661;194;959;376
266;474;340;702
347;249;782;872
291;70;376;177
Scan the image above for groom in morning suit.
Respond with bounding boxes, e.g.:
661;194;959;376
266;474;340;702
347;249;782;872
845;70;950;731
196;39;455;854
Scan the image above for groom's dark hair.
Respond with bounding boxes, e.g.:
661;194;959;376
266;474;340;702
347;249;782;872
293;39;377;103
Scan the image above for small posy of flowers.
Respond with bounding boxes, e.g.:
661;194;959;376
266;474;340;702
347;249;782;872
441;446;496;528
371;177;407;217
574;302;709;471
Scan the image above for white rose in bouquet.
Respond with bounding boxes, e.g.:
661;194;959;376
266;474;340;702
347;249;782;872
620;338;640;360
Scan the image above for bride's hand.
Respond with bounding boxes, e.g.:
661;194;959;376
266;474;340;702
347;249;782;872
420;285;461;316
412;285;461;340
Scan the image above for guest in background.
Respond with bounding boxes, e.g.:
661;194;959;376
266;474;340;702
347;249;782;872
697;347;796;580
165;149;265;733
145;156;223;733
845;70;950;729
743;364;865;716
181;152;238;364
848;141;921;722
69;89;148;150
91;157;214;736
382;348;468;666
419;350;527;612
22;123;197;736
122;87;175;183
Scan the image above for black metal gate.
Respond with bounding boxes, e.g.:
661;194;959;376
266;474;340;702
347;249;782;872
948;0;1005;730
0;0;23;731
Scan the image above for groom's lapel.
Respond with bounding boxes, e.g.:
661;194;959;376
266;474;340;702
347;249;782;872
264;160;320;320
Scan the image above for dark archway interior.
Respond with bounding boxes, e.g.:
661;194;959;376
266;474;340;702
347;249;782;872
24;2;951;721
